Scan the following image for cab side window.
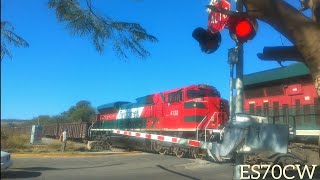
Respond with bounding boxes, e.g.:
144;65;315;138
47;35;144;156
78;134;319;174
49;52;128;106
168;90;183;103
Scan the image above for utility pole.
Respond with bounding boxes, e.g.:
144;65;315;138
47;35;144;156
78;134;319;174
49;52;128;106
235;0;244;114
229;0;244;121
228;47;238;120
233;1;244;180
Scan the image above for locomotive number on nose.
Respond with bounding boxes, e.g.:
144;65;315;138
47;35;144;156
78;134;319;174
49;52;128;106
170;110;179;116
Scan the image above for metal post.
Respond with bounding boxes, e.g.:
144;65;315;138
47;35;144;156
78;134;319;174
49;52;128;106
229;64;234;120
233;153;244;180
235;0;244;114
195;106;198;140
233;1;244;179
228;47;239;121
235;45;244;113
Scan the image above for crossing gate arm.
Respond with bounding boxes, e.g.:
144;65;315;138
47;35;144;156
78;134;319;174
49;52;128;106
111;130;213;150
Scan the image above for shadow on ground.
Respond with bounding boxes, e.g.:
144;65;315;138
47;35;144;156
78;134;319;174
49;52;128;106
156;165;200;180
1;171;42;179
12;163;125;171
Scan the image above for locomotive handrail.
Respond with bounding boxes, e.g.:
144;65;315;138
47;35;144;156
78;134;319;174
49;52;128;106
204;112;218;142
196;116;207;140
88;122;94;138
204;112;227;142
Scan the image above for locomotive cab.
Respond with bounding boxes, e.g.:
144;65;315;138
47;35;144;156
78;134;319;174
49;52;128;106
182;85;229;141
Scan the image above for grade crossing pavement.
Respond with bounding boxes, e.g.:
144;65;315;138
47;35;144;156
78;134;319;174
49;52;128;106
1;153;233;180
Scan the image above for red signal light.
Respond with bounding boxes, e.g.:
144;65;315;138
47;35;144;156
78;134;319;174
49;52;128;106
235;20;253;38
227;16;258;43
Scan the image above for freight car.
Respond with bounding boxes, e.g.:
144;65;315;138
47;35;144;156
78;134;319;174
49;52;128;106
242;63;320;165
243;63;320;138
42;124;59;138
90;84;229;158
42;122;90;141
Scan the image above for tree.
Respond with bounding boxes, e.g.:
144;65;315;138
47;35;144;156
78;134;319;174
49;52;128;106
24;115;52;125
48;0;158;59
244;0;320;97
1;21;29;60
2;1;157;61
209;0;320;96
21;100;96;125
67;100;96;122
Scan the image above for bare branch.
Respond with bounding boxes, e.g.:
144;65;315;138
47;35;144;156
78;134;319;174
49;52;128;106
299;0;320;22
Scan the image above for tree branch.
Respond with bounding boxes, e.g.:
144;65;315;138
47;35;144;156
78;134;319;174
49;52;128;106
242;0;320;96
85;0;111;25
299;0;320;22
49;0;158;59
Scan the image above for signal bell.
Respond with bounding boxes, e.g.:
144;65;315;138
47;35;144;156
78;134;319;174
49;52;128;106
192;27;221;54
227;16;258;43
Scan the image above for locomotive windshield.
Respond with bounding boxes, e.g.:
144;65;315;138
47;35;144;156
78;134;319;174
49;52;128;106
187;89;220;98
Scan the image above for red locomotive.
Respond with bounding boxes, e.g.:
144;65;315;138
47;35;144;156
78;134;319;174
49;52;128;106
91;84;229;157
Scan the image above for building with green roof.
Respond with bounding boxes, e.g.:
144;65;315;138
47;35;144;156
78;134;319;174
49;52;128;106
243;63;311;88
242;63;319;134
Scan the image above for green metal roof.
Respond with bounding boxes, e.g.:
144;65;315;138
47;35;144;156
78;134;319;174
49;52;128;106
243;63;310;86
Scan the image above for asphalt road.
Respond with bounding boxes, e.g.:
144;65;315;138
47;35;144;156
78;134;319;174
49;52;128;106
1;153;234;180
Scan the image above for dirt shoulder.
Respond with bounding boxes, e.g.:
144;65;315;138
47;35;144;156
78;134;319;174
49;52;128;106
5;137;142;157
2;135;134;156
12;151;143;158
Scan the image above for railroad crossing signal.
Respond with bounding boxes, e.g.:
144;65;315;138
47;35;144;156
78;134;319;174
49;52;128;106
208;0;231;33
192;27;221;54
193;1;258;54
227;16;258;43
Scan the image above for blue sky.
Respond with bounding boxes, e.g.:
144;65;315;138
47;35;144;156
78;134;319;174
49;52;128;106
1;0;302;119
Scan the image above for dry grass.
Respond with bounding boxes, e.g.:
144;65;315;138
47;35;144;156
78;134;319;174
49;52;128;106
1;130;88;153
7;134;30;149
47;142;62;150
1;132;32;152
